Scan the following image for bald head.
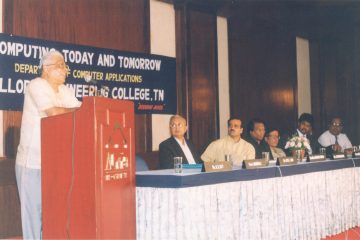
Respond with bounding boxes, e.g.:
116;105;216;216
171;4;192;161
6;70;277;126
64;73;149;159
169;115;188;141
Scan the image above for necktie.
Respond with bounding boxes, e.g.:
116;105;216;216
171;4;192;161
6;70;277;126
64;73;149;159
335;135;339;145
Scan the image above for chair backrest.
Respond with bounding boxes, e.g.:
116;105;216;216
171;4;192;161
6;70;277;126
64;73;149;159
135;155;149;172
136;151;159;170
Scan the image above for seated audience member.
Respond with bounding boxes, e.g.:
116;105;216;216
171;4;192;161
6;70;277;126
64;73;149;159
201;117;255;166
158;115;202;169
318;117;352;153
264;128;286;160
244;118;273;159
282;113;318;155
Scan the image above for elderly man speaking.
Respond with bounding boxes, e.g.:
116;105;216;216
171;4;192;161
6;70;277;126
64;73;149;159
15;50;81;239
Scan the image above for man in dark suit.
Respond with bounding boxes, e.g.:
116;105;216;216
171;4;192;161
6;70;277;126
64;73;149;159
244;118;273;159
158;115;202;169
282;113;319;155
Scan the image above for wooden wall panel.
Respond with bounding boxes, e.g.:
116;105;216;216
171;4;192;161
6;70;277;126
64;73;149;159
310;17;360;144
188;10;218;152
227;3;360;145
175;3;219;153
5;0;150;51
228;9;297;136
354;27;360;146
1;0;150;237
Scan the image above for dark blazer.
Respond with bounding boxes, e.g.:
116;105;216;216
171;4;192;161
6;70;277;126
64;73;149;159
244;135;274;160
158;137;202;169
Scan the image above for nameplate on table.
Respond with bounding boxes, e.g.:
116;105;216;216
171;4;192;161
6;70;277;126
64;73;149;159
276;156;297;166
242;159;268;169
307;154;326;162
331;153;346;160
204;161;232;172
182;164;203;173
182;163;203;173
182;164;203;169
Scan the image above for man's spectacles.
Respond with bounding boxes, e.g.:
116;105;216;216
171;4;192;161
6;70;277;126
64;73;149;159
268;135;280;140
44;62;68;69
331;123;343;128
170;123;184;129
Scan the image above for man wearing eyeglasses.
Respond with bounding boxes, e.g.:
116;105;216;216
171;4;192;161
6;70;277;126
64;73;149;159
15;50;81;239
264;128;286;160
158;115;202;169
318;117;352;153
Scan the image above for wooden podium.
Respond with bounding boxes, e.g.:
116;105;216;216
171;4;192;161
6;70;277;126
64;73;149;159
41;97;136;239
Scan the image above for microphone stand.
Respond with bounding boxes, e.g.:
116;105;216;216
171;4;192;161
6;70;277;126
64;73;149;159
84;75;109;97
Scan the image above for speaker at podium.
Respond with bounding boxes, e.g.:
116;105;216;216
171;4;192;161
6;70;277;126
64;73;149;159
41;97;136;239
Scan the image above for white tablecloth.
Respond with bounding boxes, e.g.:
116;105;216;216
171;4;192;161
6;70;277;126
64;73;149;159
136;167;360;240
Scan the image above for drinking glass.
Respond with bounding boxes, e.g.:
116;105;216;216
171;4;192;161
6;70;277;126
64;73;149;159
174;157;182;173
319;147;326;158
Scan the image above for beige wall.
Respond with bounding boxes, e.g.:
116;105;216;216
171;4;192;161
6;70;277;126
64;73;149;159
296;37;311;116
150;0;175;150
217;17;230;137
149;1;230;150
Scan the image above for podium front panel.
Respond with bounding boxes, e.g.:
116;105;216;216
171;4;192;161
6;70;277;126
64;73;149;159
42;97;136;239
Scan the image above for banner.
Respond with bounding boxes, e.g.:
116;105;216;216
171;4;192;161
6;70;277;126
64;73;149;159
0;33;176;114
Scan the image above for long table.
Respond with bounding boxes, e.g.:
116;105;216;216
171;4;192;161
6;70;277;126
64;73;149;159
136;158;360;240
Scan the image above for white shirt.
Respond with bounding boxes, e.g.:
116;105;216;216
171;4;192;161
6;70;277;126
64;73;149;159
297;129;313;155
16;78;82;169
318;130;352;151
201;136;255;166
174;137;196;164
297;129;306;138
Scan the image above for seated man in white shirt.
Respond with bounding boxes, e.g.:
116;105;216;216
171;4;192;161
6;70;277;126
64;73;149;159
158;115;202;169
201;117;255;167
318;117;352;153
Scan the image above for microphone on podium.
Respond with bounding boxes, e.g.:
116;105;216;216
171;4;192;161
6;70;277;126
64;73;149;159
84;74;98;85
84;74;109;97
